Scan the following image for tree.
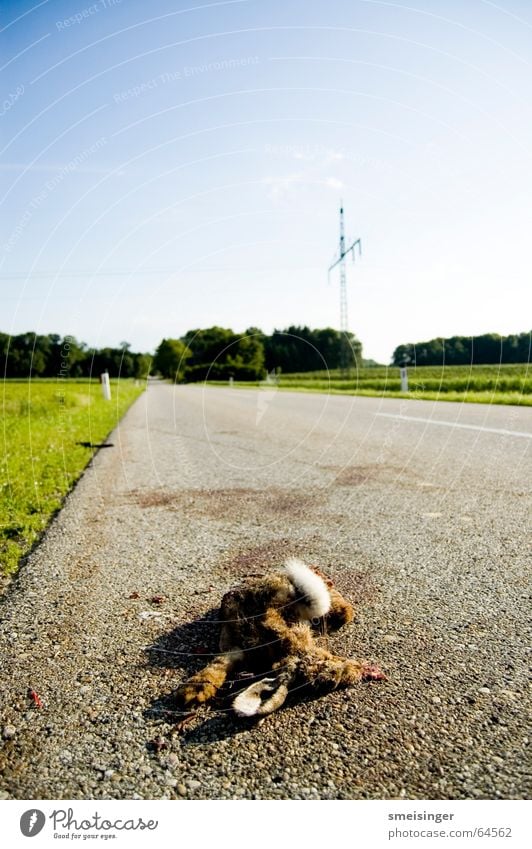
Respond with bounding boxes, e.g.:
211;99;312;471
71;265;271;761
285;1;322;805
182;327;264;381
263;326;362;373
0;331;151;378
4;332;48;377
153;338;190;381
391;332;531;366
133;353;152;378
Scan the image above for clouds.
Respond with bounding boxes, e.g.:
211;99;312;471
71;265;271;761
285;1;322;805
262;145;345;200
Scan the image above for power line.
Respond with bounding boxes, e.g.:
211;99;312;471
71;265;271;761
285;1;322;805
0;264;323;279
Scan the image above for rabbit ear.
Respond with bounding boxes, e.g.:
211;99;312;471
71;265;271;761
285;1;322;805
233;678;275;717
256;682;289;715
233;677;288;717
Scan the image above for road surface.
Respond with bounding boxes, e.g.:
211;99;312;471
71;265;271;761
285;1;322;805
0;384;530;799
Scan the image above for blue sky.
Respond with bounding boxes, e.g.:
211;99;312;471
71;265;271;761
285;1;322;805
1;0;531;363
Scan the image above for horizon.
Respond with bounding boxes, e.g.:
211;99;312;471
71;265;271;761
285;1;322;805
1;0;531;363
1;323;530;366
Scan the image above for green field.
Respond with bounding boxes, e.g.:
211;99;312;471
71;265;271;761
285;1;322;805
1;379;144;576
211;363;532;406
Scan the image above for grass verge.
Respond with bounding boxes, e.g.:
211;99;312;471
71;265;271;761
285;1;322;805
1;379;144;576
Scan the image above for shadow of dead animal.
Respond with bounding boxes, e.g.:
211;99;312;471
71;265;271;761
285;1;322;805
76;441;114;449
172;559;385;718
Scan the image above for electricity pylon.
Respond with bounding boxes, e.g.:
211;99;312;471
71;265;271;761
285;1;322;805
328;205;362;373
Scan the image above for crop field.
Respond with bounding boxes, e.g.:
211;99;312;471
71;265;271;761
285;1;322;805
213;363;531;406
1;379;144;576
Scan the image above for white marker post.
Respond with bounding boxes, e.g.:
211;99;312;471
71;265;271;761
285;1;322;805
400;366;409;393
100;371;111;400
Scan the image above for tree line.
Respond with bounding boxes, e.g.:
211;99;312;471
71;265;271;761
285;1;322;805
153;326;363;381
0;326;362;381
4;327;528;381
392;332;530;367
0;332;151;379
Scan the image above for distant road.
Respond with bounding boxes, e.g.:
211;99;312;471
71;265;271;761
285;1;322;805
0;385;530;799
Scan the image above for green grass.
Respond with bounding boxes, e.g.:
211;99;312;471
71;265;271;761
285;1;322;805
1;379;144;576
207;363;532;405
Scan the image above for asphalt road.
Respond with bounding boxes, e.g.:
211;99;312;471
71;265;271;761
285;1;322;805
0;384;530;799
